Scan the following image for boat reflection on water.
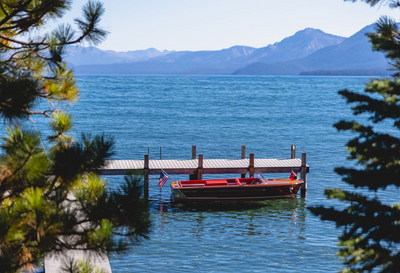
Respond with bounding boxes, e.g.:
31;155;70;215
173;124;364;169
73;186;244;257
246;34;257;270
151;197;307;241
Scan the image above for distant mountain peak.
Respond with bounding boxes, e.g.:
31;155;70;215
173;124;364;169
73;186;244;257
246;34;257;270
291;27;343;38
228;45;255;49
297;27;320;33
232;24;389;76
244;27;346;64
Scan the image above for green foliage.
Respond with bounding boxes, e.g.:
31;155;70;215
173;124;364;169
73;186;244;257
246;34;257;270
309;1;400;272
49;112;74;143
0;72;40;122
62;258;107;273
0;1;150;272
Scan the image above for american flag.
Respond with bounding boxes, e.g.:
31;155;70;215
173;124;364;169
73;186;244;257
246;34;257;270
290;171;297;181
158;170;169;189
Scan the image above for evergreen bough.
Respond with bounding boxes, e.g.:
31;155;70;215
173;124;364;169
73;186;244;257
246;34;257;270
0;1;150;272
310;1;400;272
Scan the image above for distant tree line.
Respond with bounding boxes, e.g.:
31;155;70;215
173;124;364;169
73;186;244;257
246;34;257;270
300;69;391;76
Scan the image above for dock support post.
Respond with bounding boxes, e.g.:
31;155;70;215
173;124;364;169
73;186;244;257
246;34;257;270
241;145;246;178
192;145;196;160
301;152;307;197
249;153;254;177
291;145;298;179
291;145;296;159
144;154;149;199
197;153;203;180
189;146;197;180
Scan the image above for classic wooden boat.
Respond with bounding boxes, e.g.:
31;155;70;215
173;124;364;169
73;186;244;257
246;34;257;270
170;177;304;202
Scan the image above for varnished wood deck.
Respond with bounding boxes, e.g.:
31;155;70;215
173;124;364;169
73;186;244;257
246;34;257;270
100;158;309;175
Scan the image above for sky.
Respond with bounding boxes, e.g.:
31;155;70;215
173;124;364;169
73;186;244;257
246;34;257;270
52;0;400;52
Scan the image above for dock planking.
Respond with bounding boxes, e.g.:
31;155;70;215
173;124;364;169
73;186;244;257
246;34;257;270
101;158;309;176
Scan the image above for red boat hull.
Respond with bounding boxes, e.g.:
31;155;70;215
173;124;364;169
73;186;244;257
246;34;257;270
170;178;303;202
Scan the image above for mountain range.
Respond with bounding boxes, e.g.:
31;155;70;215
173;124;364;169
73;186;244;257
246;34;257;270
68;24;390;76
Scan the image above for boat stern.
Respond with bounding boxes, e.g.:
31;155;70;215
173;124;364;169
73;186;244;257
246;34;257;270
170;181;186;201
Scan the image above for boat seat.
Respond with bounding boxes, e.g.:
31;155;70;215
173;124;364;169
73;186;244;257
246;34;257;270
205;180;228;186
181;183;204;187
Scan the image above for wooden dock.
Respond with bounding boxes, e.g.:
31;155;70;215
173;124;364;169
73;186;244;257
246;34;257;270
100;145;309;198
101;158;308;175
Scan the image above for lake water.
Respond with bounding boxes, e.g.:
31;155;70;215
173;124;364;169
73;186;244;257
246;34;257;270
8;75;400;272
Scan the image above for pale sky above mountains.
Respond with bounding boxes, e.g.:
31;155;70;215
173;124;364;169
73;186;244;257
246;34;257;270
56;0;400;52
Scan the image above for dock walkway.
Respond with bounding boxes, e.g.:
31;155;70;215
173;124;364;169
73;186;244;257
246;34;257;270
101;158;308;175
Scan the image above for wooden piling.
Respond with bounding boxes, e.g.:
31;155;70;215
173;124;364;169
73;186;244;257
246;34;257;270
144;154;149;199
189;146;197;180
241;145;246;178
249;153;254;177
292;145;299;179
192;145;196;160
301;152;307;197
197;154;204;180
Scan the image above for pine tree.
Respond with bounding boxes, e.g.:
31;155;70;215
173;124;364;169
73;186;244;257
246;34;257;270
0;1;150;272
309;1;400;272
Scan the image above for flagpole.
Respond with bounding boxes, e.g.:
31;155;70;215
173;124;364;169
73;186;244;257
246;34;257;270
161;169;176;182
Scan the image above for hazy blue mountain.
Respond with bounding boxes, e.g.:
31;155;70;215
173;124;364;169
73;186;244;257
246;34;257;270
73;25;399;76
243;28;345;64
74;28;345;74
74;46;260;75
233;24;389;75
149;45;257;64
291;24;388;70
65;46;172;66
73;28;345;75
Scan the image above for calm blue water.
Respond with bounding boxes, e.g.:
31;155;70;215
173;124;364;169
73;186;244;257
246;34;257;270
6;76;400;272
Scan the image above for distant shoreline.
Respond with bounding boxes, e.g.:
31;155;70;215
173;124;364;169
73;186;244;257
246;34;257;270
74;73;387;78
299;69;390;76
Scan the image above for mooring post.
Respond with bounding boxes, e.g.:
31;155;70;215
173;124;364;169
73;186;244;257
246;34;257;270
291;145;297;178
241;145;246;178
192;145;196;160
301;152;307;197
197;153;204;180
144;154;149;199
291;145;296;159
249;153;255;177
189;146;197;180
